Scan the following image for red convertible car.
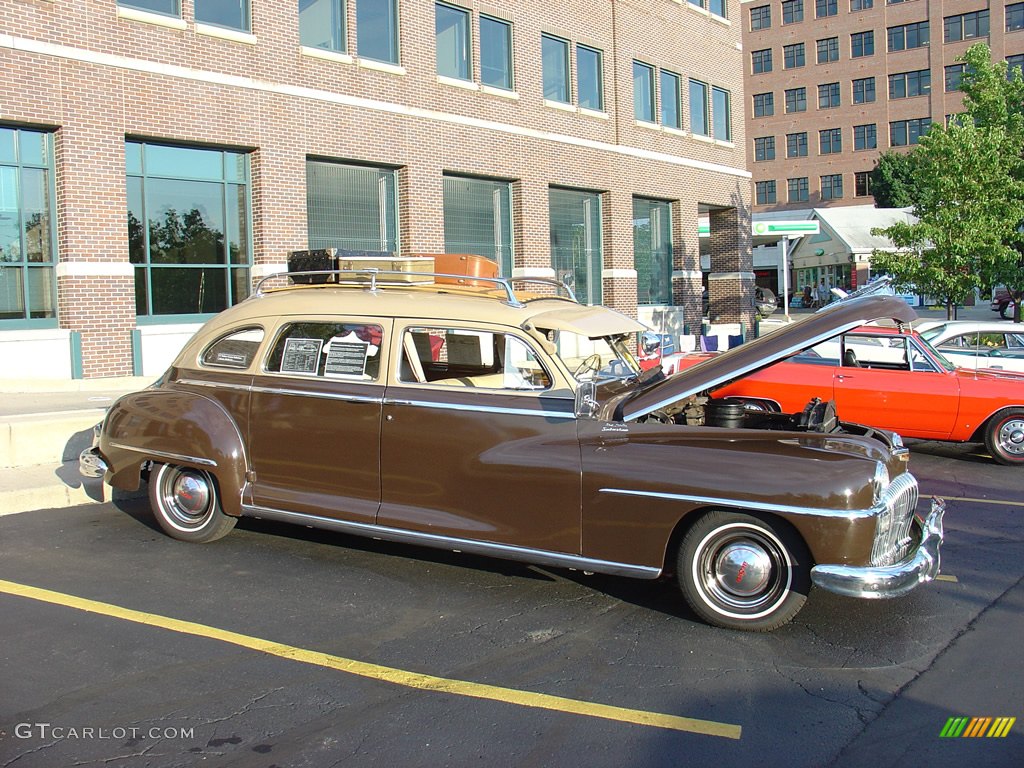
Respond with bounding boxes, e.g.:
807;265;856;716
675;318;1024;465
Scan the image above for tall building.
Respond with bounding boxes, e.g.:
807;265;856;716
1;0;752;380
742;0;1024;211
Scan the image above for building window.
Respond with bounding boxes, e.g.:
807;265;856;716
436;3;471;80
851;31;874;58
782;0;804;24
633;197;673;306
1008;54;1024;77
578;46;604;111
1009;4;1024;33
788;177;809;203
888;22;929;51
690;79;710;136
852;76;876;103
443;175;513;276
753;92;775;117
754;136;776;161
785;87;807;113
818;82;841;108
357;0;399;64
889;69;931;99
821;174;843;200
890;117;931;146
817;37;839;64
787;132;809;158
819;128;842;155
945;10;989;43
549;188;602;305
855;171;872;197
756;180;777;205
119;0;180;17
0;127;56;325
853;123;877;150
712;87;731;141
752;48;773;74
128;141;252;318
815;0;837;18
480;16;513;90
784;42;806;69
688;0;727;18
851;0;873;10
195;0;249;31
661;70;682;128
750;4;771;30
306;159;398;252
542;34;570;103
300;0;345;52
633;61;656;122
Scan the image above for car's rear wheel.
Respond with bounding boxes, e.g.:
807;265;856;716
984;409;1024;465
677;511;811;632
999;301;1011;319
149;463;236;542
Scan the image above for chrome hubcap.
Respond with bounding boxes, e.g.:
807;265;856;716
160;468;214;529
998;419;1024;457
713;542;772;598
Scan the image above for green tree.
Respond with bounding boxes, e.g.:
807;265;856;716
872;44;1024;319
869;150;919;208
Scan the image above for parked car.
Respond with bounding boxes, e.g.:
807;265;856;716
704;319;1024;465
915;320;1024;373
81;271;943;632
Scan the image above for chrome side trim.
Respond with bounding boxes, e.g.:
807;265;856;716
250;385;383;404
599;487;876;520
108;442;217;468
177;378;252;393
240;504;662;579
384;397;575;420
811;498;945;599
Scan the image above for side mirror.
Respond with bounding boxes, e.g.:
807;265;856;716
640;331;662;356
574;380;599;419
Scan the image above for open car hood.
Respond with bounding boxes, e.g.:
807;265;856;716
617;293;918;422
525;305;648;337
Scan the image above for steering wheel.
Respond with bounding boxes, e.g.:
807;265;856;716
573;353;602;378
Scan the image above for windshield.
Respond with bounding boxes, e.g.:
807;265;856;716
546;330;642;381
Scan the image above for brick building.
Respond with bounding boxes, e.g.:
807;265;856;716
742;0;1024;211
0;0;753;380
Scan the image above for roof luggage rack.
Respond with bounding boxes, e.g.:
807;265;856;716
253;268;579;308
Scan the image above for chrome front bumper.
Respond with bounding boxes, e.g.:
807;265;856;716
810;497;946;599
79;446;109;479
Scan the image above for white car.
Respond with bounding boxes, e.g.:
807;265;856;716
916;320;1024;372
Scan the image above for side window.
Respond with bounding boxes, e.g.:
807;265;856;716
266;322;384;380
201;327;265;369
398;327;551;390
908;340;939;372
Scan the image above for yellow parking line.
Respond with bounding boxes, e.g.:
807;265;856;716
936;574;959;583
924;495;1024;508
0;578;740;740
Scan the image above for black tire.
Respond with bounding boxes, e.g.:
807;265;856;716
999;301;1010;319
984;409;1024;466
148;463;236;543
677;510;811;632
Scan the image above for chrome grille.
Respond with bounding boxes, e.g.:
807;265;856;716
871;472;919;567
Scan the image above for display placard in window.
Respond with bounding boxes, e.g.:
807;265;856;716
281;338;323;374
325;339;370;377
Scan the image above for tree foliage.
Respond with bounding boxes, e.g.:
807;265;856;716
869;150;919;208
872;44;1024;319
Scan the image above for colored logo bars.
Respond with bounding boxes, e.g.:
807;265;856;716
940;716;1016;738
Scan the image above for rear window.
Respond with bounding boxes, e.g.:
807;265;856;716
200;327;265;369
266;322;384;380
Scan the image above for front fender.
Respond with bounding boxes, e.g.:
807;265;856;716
99;389;248;517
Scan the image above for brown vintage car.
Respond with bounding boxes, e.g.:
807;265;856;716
81;270;944;631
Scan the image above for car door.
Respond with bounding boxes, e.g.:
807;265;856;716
246;318;390;522
378;324;581;554
834;333;959;439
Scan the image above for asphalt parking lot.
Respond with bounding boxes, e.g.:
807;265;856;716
1;441;1022;768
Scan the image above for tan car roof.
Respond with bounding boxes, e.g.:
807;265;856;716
190;282;645;343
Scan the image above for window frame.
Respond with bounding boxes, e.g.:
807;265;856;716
541;34;571;104
753;91;775;117
817;81;841;109
787;131;809;158
819;128;842;155
750;5;772;31
851;30;874;58
820;174;843;200
577;44;605;111
480;14;513;91
782;0;804;25
755;180;777;205
784;42;806;69
816;37;839;64
787;177;810;203
435;1;472;81
299;0;346;53
357;0;400;64
752;48;773;74
785;86;807;113
754;136;776;162
852;76;876;104
853;123;877;150
660;69;682;128
633;61;656;123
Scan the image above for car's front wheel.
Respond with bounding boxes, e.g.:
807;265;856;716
149;463;236;542
677;511;811;632
984;409;1024;466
